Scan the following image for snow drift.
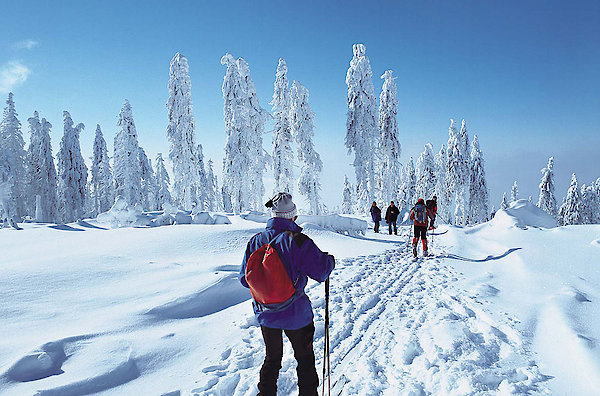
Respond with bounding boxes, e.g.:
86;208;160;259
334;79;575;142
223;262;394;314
490;199;557;229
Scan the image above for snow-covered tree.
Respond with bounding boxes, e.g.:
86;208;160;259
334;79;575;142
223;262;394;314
580;183;599;224
290;81;323;215
490;205;496;219
238;58;267;210
501;192;508;210
166;52;201;210
90;124;114;216
139;146;157;210
376;70;401;205
468;135;489;224
341;175;353;214
415;143;435;202
446;119;469;224
57;111;87;222
510;181;519;203
26;111;59;222
196;143;209;210
206;159;219;211
434;144;448;223
154;153;172;209
346;44;377;209
271;58;294;195
221;53;251;213
398;157;416;211
113;100;141;207
537;156;557;217
559;173;583;225
0;93;26;219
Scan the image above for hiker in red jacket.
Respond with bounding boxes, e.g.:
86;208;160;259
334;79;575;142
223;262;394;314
410;198;435;257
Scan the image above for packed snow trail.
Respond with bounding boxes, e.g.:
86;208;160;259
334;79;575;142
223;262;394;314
192;227;549;395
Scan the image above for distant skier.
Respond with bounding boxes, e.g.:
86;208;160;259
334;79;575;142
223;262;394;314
426;195;438;230
239;192;335;396
370;201;381;233
385;201;400;235
410;198;434;257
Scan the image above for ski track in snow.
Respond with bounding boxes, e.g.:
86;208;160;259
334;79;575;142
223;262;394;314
191;228;550;395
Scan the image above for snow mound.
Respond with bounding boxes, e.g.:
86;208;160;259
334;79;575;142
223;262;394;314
240;211;270;223
96;196;151;228
490;199;557;229
297;214;367;236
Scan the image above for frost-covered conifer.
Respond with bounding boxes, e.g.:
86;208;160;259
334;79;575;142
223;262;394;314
501;192;508;210
580;184;599;224
0;93;26;219
238;58;267;210
154;153;172;209
346;44;377;209
416;144;435;202
434;144;448;222
341;175;353;214
196;143;209;210
166;52;201;210
57;111;87;222
206;159;219;211
26;111;59;222
510;181;519;203
138;146;157;210
490;205;496;219
399;158;416;211
290;81;323;215
537;156;557;217
90;125;114;215
468;135;489;224
376;70;401;205
271;58;294;194
113;100;141;207
559;173;583;225
446;119;469;224
221;53;251;213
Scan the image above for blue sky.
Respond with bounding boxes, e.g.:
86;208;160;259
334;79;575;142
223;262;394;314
2;0;599;210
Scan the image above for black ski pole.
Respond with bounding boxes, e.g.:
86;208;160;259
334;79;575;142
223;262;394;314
322;277;330;396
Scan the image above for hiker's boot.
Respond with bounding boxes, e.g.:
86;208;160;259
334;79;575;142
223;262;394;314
412;238;418;257
422;239;428;256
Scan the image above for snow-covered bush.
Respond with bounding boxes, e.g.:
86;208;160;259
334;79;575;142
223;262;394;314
97;196;150;228
297;214;367;236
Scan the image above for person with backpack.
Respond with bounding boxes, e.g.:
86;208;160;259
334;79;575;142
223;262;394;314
239;192;335;396
426;195;438;230
410;198;435;257
385;201;400;235
370;201;382;233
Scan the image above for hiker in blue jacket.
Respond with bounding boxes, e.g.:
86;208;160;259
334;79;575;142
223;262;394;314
240;192;335;396
370;201;382;233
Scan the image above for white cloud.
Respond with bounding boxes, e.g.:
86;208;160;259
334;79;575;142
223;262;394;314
12;39;39;50
0;61;31;94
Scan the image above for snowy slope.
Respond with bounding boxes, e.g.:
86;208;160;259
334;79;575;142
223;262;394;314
1;209;599;395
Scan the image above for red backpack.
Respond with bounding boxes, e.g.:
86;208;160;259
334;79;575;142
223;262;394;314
245;233;298;311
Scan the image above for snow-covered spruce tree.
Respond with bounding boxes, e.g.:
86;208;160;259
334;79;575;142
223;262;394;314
415;143;435;203
166;52;201;210
290;81;324;215
271;58;294;195
580;183;599;224
398;157;416;211
468;134;489;224
113;100;141;207
196;143;209;210
238;58;267;210
490;205;496;219
501;192;508;210
376;70;401;205
90;124;114;215
434;144;448;222
0;93;26;219
341;175;353;214
445;119;469;225
510;180;519;203
346;44;377;209
27;112;59;222
559;173;583;225
138;146;157;211
206;159;219;211
57;111;87;222
154;153;172;209
221;53;251;213
537;156;557;217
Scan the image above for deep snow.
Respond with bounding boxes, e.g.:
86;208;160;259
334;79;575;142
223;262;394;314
0;204;599;395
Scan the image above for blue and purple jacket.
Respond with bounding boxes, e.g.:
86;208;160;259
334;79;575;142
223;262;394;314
239;217;335;330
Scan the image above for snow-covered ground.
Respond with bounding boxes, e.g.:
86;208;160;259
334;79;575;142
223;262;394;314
1;205;599;395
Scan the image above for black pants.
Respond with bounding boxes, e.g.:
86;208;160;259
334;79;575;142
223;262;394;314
258;322;318;396
414;225;427;240
374;221;380;233
388;220;397;235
